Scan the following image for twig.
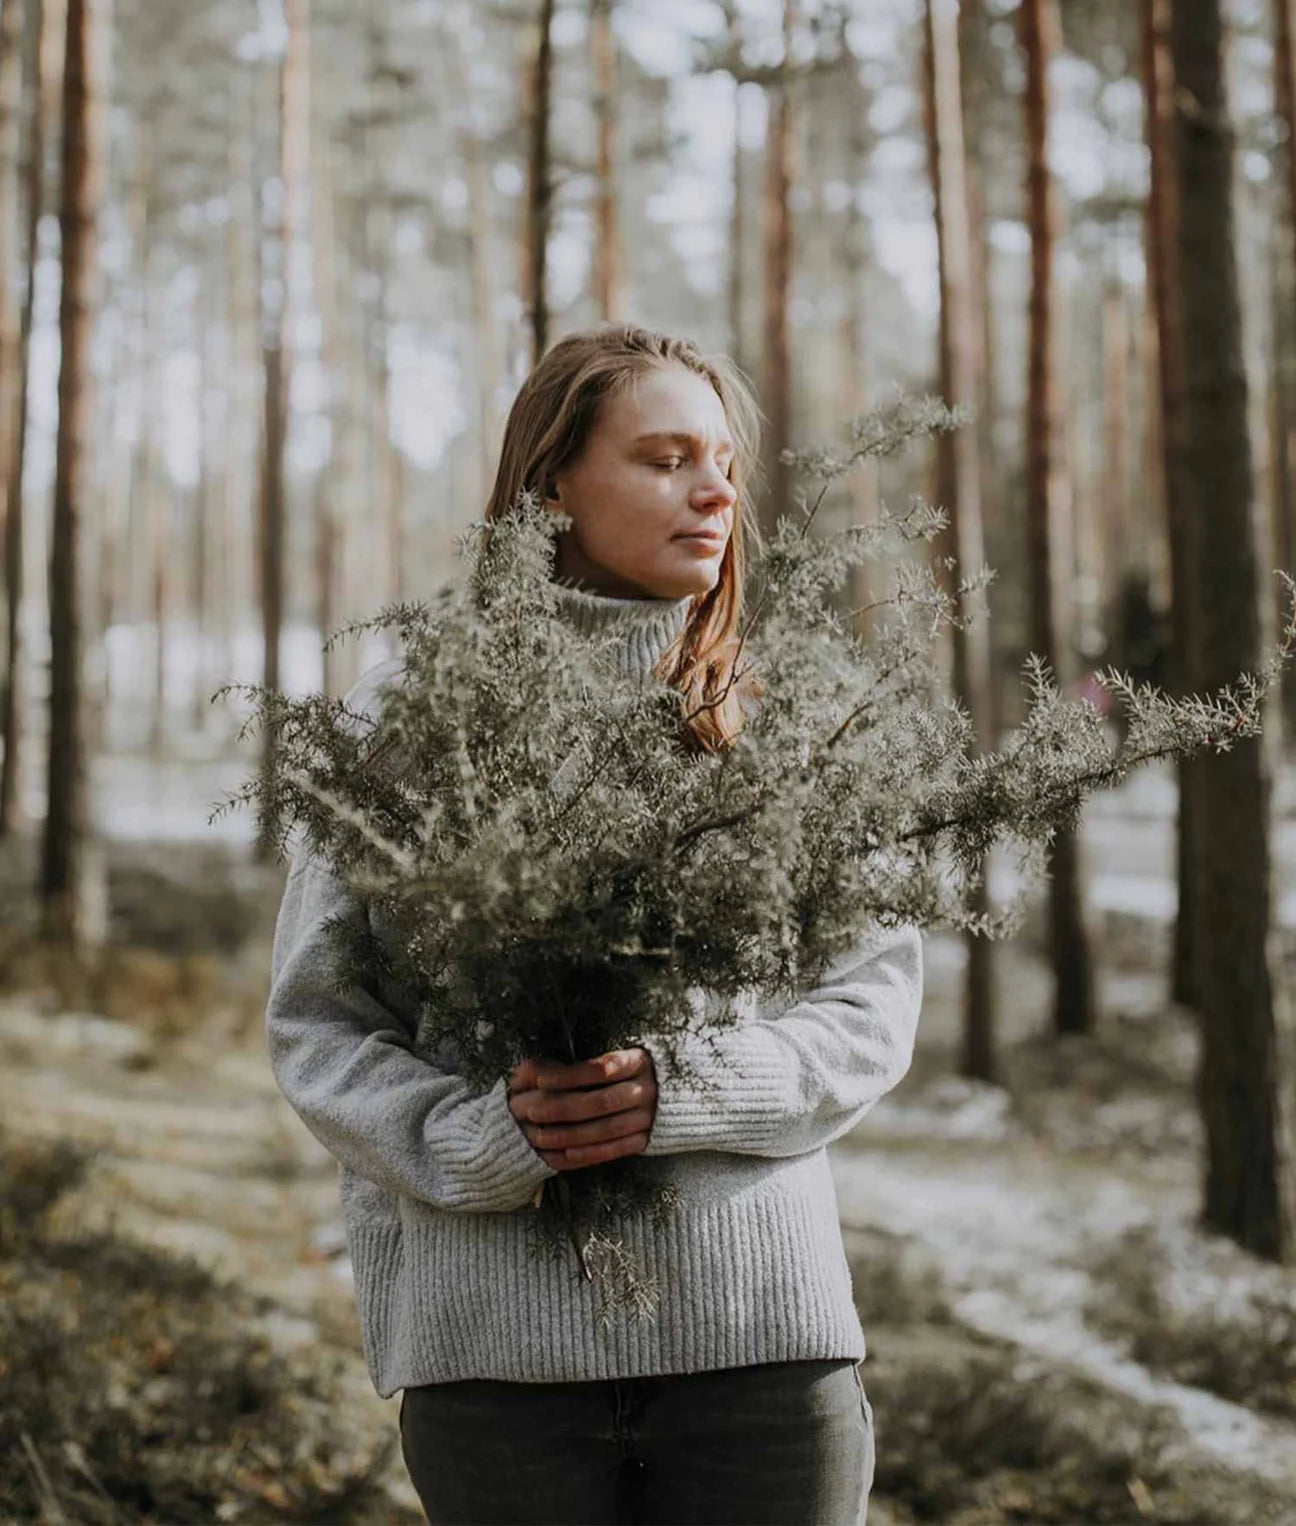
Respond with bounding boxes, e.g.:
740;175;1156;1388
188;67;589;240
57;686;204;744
62;1441;126;1525
19;1432;68;1526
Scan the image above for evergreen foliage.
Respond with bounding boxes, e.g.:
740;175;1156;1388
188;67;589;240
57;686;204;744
213;398;1296;1321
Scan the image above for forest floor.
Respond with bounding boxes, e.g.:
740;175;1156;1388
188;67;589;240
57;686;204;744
2;758;1296;1524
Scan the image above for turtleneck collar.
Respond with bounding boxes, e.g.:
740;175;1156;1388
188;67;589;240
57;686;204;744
549;578;694;680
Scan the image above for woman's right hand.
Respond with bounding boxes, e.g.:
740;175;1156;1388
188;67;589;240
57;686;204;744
507;1050;658;1171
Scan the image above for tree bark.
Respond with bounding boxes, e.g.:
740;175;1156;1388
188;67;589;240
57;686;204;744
924;0;998;1080
1100;278;1133;613
724;0;746;376
1;0;61;837
40;0;107;949
760;0;797;541
839;25;878;641
1272;0;1296;732
136;170;167;759
0;0;23;609
222;67;256;701
255;2;305;856
191;263;219;733
524;0;555;365
589;0;623;322
461;81;498;515
1270;218;1296;734
0;0;27;836
958;0;1000;565
1021;0;1095;1038
309;41;343;696
1171;0;1294;1261
1142;0;1204;1012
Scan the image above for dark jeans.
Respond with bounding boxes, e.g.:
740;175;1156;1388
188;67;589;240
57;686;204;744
399;1357;875;1526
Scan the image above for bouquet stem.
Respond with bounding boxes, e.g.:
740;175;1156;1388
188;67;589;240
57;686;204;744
553;1173;595;1282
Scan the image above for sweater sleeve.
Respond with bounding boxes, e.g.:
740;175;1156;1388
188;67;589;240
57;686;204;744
265;834;557;1216
636;921;922;1160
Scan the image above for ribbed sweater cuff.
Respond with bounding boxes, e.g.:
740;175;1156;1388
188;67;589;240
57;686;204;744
480;1075;558;1205
638;1027;787;1155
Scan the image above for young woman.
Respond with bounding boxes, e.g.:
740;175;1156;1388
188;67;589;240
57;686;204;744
265;324;923;1525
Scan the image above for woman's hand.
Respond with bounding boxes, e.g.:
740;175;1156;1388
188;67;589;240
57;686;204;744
507;1048;658;1171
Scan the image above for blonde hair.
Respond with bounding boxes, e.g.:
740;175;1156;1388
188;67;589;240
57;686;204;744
485;323;766;753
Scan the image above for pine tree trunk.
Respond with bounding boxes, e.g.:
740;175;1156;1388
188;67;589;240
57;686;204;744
1;0;61;837
213;239;234;708
360;4;397;609
958;0;1000;573
461;92;498;514
524;0;555;366
40;0;107;949
760;0;796;541
1271;225;1296;734
840;38;878;641
309;43;343;696
1101;280;1132;610
191;271;218;733
94;242;133;737
255;6;303;856
923;0;997;1080
724;0;745;375
0;0;26;837
1171;0;1294;1262
1137;292;1165;605
0;0;23;594
1142;0;1204;1012
1272;0;1296;733
138;184;168;759
260;318;285;692
222;68;256;701
589;0;622;322
1021;0;1094;1038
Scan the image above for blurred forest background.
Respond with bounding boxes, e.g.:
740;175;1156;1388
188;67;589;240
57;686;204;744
3;0;1296;1521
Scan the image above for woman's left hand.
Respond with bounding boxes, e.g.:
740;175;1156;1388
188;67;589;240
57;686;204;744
507;1048;658;1171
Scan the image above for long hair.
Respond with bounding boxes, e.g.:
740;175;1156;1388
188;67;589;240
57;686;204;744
485;324;765;753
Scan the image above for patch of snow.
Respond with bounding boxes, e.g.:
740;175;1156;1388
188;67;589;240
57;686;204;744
953;1288;1296;1487
0;1006;152;1067
859;1075;1018;1142
829;1145;1296;1493
256;1307;322;1354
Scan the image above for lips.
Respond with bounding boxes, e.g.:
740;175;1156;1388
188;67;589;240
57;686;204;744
676;531;726;546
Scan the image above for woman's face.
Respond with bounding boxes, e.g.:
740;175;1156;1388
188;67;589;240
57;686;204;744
546;363;739;599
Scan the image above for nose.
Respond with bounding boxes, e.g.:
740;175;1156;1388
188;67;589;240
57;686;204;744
693;464;737;512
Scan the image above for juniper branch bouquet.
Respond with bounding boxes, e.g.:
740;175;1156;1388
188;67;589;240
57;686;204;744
214;396;1296;1324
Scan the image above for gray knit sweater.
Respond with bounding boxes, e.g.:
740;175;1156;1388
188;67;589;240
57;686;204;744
265;579;924;1397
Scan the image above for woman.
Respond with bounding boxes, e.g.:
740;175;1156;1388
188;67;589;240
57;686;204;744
265;324;923;1525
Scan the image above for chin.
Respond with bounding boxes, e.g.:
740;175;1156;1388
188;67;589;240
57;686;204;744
647;568;715;600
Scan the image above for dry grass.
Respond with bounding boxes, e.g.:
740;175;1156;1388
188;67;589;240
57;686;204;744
0;831;286;1051
1085;1223;1296;1422
0;1128;416;1525
850;1234;1289;1525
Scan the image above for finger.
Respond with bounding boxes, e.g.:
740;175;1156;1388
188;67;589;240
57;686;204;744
535;1049;646;1090
526;1106;656;1153
507;1058;543;1096
525;1078;653;1125
540;1131;650;1171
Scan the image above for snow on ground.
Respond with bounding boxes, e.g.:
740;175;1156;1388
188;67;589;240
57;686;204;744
831;1136;1296;1492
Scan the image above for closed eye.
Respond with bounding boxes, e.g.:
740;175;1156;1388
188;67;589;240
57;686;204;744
653;458;685;470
